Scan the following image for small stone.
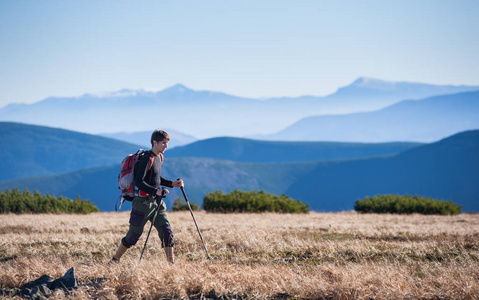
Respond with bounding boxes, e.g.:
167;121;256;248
28;286;48;300
21;275;53;290
277;292;292;299
50;267;77;290
37;284;52;297
20;288;31;296
209;289;217;299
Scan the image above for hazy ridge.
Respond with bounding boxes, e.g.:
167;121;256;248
2;78;478;140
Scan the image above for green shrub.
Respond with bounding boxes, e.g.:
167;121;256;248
203;189;309;213
0;188;99;214
172;196;199;211
354;194;462;215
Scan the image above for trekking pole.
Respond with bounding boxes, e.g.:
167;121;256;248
139;188;167;262
178;178;212;261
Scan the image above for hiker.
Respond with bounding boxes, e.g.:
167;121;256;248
111;130;183;263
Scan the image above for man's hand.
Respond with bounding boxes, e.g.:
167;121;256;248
156;188;169;197
172;179;184;188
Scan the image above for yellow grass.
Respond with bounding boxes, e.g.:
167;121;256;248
1;211;479;299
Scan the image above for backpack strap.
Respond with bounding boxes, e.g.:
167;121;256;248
147;150;163;166
148;152;155;169
146;151;161;171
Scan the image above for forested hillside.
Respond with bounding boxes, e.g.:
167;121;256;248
0;122;141;181
1;130;477;212
287;130;479;211
167;137;421;162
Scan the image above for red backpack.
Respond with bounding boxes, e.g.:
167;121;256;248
116;149;162;210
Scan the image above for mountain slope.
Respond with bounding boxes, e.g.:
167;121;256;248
167;137;422;162
287;130;479;212
0;122;420;183
263;91;479;142
1;130;477;212
0;122;141;181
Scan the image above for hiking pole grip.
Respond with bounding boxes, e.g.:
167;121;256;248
177;178;189;203
159;187;168;198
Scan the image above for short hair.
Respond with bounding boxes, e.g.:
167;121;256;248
151;130;170;146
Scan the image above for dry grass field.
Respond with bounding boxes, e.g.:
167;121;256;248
1;211;479;299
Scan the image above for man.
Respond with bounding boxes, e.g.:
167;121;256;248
111;130;183;263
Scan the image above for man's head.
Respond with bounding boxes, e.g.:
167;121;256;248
151;130;170;146
151;130;170;154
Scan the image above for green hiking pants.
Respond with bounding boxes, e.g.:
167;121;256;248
121;196;174;248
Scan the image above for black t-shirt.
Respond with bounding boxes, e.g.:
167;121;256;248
134;151;173;196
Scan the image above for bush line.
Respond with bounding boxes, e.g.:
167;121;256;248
0;188;99;214
203;189;309;213
172;196;200;211
354;194;462;215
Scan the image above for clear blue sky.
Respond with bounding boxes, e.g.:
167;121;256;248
1;0;478;107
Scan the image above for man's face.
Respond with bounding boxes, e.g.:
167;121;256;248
153;139;168;154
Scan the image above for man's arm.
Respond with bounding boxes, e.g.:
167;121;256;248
160;178;184;188
160;177;174;188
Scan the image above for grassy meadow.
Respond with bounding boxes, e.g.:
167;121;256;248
1;211;478;299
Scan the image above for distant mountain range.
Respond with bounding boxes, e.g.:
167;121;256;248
1;77;478;141
1;123;477;212
258;90;479;142
269;77;479;112
100;129;196;149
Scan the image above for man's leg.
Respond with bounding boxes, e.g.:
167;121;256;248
154;200;175;263
112;243;128;261
111;197;152;262
164;246;174;263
